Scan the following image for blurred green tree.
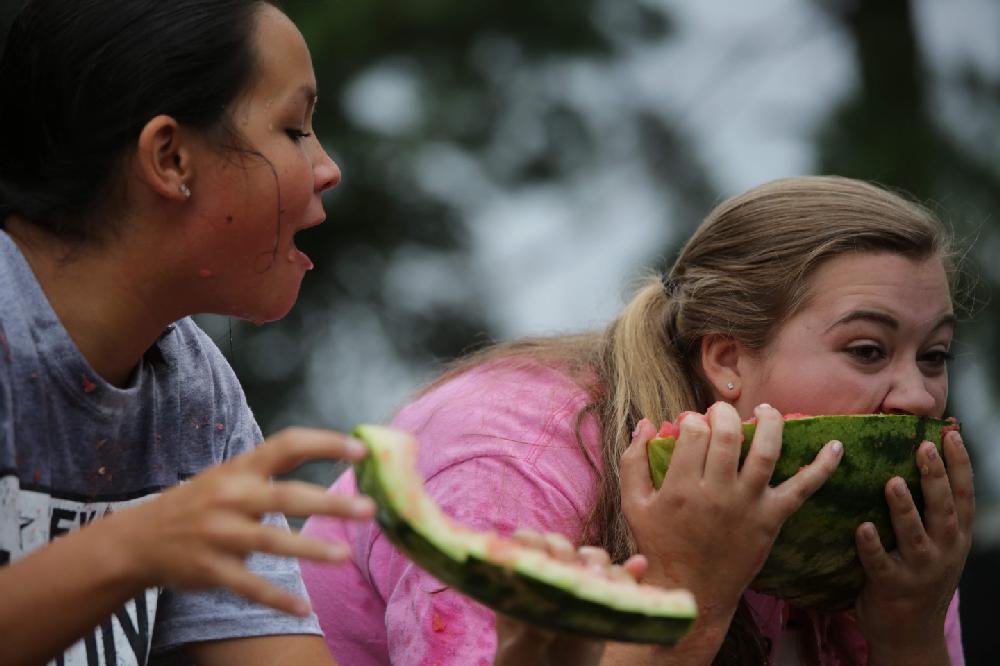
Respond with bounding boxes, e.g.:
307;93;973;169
813;0;999;660
220;0;715;442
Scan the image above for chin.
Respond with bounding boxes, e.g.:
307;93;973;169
239;289;302;325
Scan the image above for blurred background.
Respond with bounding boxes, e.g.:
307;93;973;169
6;0;996;660
258;0;1000;660
261;1;996;660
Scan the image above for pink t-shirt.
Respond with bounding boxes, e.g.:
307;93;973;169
300;362;964;665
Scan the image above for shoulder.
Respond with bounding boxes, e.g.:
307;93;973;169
394;359;601;481
159;318;243;398
159;318;262;458
399;360;592;428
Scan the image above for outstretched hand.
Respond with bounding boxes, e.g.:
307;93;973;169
853;430;973;664
109;427;375;617
619;403;843;632
493;530;648;666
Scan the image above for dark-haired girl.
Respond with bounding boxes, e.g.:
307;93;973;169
0;2;373;664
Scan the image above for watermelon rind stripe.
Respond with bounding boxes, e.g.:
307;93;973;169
646;414;952;610
354;424;697;645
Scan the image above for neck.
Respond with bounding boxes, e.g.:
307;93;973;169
5;217;181;387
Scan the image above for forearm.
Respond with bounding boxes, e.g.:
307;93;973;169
0;511;146;666
181;634;336;666
600;613;732;666
868;640;952;666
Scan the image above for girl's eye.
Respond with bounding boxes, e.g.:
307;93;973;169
920;349;954;369
286;128;313;142
845;344;886;364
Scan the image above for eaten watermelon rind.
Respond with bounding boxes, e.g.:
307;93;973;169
354;424;697;644
646;414;955;610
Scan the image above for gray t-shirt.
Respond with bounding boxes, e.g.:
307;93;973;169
0;231;321;664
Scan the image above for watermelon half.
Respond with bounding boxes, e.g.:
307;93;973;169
354;424;697;644
647;413;958;611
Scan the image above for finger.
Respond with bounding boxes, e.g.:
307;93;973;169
247;428;368;475
544;532;576;562
621;554;648;582
212;520;353;564
619;418;658;510
704;402;744;486
942;430;975;530
885;476;932;565
577;546;612;568
917;441;960;546
771;439;842;519
664;412;710;482
855;521;895;583
266;481;376;520
217;478;376;521
741;404;783;492
511;528;547;551
212;559;314;617
606;564;635;583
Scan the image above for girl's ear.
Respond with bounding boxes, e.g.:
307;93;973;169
134;115;194;202
700;333;745;402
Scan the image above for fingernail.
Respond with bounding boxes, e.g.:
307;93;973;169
352;497;376;517
326;543;350;560
632;418;648;438
830;440;843;456
346;438;367;457
893;479;909;497
861;523;877;540
757;403;772;412
926;443;938;460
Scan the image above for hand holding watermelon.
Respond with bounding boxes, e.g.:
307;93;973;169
493;530;648;666
619;402;843;656
854;428;974;664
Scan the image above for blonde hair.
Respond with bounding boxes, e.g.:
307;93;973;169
423;175;954;661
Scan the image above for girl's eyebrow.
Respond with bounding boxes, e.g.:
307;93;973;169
825;309;957;333
288;84;318;112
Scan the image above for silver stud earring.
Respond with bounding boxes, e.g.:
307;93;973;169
726;381;735;391
179;183;192;199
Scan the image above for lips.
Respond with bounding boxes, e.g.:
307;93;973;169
287;246;314;270
289;215;324;270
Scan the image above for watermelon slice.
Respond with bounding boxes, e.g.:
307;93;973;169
353;424;697;644
647;413;958;610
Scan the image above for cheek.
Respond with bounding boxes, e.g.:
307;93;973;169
753;354;876;416
931;375;949;414
279;158;315;212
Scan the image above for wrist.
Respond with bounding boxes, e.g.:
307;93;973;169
643;565;740;626
868;637;950;666
94;501;160;590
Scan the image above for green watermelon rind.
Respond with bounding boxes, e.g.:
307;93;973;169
646;414;952;610
354;424;697;645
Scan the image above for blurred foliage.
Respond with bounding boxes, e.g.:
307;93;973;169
2;0;997;658
812;2;1000;660
815;0;1000;481
224;0;714;435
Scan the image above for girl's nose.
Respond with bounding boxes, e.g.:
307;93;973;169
312;142;341;193
879;364;941;417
